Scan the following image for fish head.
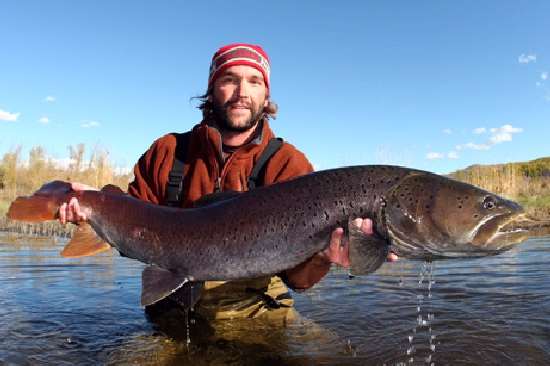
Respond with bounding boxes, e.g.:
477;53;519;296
383;173;527;259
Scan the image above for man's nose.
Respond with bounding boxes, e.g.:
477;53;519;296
235;79;250;97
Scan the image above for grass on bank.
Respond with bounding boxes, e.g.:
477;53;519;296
1;144;549;220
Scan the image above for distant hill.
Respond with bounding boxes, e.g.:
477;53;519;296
449;157;550;220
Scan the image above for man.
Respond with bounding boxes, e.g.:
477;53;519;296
60;43;394;320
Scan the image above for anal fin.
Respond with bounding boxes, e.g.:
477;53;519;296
61;223;111;258
141;266;202;308
348;219;389;276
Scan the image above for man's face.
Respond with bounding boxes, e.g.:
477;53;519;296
211;65;268;132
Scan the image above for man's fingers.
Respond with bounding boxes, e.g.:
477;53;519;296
387;251;399;262
361;218;373;234
325;227;350;268
350;218;374;235
59;202;67;224
71;182;97;191
59;197;87;224
330;227;344;247
69;197;87;221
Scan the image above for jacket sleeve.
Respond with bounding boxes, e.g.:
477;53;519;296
263;143;332;291
127;134;177;204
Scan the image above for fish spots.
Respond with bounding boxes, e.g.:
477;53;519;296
324;211;330;221
456;196;466;209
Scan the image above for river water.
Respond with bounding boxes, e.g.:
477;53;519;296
1;233;549;365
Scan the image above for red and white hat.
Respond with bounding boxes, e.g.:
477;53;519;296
208;43;271;91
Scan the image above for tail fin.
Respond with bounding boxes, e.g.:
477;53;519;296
6;180;72;222
7;196;61;222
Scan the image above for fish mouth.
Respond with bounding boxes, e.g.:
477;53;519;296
388;211;529;259
474;212;529;249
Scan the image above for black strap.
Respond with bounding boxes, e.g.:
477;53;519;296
165;135;283;206
248;138;284;190
165;132;191;207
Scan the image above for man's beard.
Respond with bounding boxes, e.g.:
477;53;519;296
212;99;265;133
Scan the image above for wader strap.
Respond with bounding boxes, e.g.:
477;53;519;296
247;137;284;190
165;132;191;207
165;135;283;206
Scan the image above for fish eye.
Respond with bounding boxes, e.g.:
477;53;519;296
483;196;496;210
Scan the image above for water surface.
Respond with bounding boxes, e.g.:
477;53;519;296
1;233;549;365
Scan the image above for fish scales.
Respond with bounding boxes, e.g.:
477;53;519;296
86;166;407;280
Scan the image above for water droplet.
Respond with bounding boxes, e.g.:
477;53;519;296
430;344;436;351
408;335;414;343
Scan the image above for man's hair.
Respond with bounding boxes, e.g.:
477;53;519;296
193;90;278;120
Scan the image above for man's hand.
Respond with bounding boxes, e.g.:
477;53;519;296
320;218;398;268
58;182;98;224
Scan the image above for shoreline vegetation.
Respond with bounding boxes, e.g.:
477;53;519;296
449;157;550;222
1;144;549;236
0;144;132;236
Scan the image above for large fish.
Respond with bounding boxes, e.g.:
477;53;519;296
7;165;527;307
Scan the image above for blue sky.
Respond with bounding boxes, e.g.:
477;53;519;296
1;1;549;174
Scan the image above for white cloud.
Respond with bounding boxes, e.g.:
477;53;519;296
39;117;50;124
44;96;56;103
489;124;523;144
456;124;523;152
443;128;452;135
518;53;536;64
542;71;548;80
447;151;459;159
81;120;100;128
0;108;20;122
463;142;491;151
426;152;444;160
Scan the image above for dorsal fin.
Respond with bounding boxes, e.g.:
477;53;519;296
101;184;125;195
193;190;242;208
61;223;111;258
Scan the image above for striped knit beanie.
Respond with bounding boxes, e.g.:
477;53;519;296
208;43;271;91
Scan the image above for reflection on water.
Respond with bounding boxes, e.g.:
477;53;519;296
1;233;550;365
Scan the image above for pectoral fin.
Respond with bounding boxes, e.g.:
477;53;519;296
348;219;389;276
61;223;111;258
141;266;202;308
